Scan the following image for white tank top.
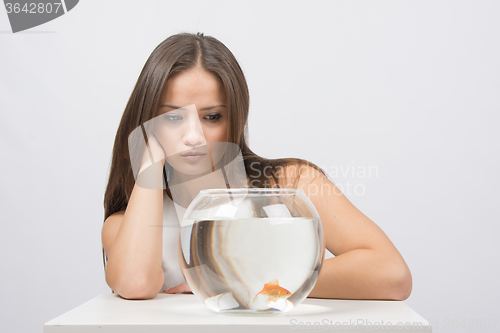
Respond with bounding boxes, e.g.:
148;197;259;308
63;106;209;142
160;194;187;292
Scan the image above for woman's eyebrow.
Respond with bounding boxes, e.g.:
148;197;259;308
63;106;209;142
201;105;226;111
160;104;226;111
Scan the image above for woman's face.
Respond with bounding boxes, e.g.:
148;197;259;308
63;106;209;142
153;67;228;175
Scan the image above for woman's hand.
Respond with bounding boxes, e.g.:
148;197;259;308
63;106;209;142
139;133;166;174
162;283;192;294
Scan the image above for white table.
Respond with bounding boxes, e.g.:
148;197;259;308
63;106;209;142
44;294;431;332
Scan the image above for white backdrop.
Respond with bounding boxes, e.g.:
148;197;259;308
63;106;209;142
1;1;499;332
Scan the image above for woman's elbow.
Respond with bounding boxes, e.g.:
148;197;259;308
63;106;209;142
106;274;161;300
118;291;159;300
386;263;412;301
116;282;160;300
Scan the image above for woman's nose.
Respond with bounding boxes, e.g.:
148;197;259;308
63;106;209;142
183;116;205;147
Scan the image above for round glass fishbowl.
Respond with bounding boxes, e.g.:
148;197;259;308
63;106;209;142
178;188;324;313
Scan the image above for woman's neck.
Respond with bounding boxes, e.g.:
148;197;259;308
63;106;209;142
170;168;228;207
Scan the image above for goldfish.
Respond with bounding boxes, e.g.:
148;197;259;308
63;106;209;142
253;279;292;304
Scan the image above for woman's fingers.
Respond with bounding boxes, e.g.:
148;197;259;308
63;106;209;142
147;134;166;161
162;283;192;294
145;133;165;162
138;133;166;176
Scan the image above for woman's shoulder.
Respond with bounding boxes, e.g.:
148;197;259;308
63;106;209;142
272;158;329;189
281;161;347;214
274;158;324;177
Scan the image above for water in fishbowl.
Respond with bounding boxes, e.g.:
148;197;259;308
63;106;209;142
178;217;323;313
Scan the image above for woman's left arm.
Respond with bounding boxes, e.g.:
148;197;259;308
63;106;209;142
295;165;412;300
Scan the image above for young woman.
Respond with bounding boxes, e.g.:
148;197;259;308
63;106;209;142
102;32;412;300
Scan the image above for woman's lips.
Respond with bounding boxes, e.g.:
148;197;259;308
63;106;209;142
180;151;207;162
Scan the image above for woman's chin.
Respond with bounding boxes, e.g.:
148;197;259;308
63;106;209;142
168;157;214;179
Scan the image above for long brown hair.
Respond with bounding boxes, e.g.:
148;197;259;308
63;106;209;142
103;32;327;269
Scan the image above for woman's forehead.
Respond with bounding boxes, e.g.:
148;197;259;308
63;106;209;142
164;68;223;94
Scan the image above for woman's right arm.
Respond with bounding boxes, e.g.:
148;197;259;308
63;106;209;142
102;137;165;300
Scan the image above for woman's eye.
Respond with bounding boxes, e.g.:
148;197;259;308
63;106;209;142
204;114;222;122
164;114;183;122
